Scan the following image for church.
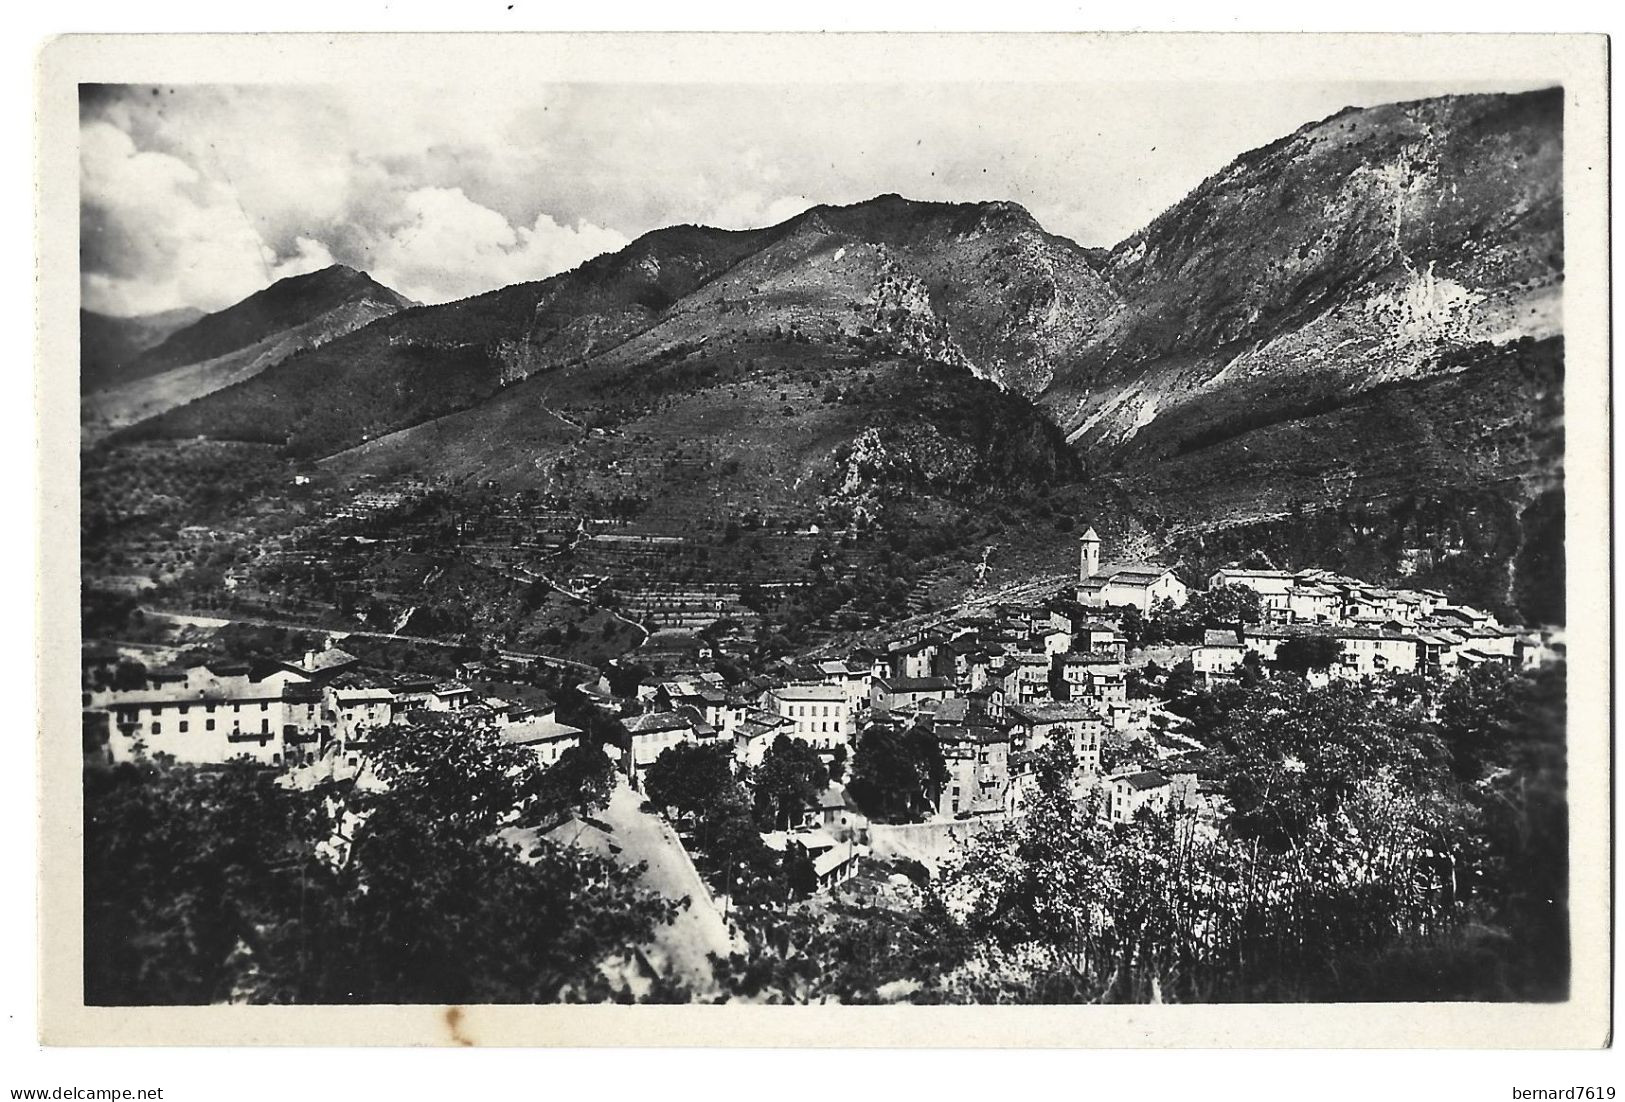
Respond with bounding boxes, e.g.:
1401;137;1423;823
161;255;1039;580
1074;527;1189;611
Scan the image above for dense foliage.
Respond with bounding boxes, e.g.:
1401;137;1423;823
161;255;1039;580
720;662;1568;1004
84;718;676;1004
846;722;948;822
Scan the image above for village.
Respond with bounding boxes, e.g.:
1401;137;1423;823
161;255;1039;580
82;522;1565;926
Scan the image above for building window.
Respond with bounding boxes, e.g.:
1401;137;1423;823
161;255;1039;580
178;720;189;733
205;719;215;731
149;721;160;735
177;704;188;715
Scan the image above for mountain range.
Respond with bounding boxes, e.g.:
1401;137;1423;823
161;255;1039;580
81;265;418;439
86;87;1565;622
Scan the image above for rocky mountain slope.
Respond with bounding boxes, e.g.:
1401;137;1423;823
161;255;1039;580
1052;88;1564;621
1050;89;1561;461
128;193;1123;456
79;306;204;393
82;266;417;439
101;87;1565;622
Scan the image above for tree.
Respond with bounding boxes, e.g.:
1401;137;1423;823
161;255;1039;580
827;743;849;783
605;661;650;699
643;741;736;820
1192;584;1265;632
83;718;680;1005
751;736;829;831
83;758;324;1005
1272;634;1341;677
1116;605;1147;651
848;723;946;822
537;743;617;822
783;842;818;900
1210;677;1436;850
1158;658;1199;702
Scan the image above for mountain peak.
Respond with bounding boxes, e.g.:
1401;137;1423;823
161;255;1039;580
121;263;415;381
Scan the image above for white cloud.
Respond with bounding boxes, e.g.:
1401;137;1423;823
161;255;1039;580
367;187;628;305
82;79;1552;317
265;236;337;282
80;120;289;315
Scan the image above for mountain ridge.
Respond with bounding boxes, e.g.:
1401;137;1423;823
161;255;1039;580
94;87;1564;621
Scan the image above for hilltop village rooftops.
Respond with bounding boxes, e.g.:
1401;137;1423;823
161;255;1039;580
917;697;973;722
1202;629;1244;647
818;659;863;677
94;675;313;708
934;722;1012;745
1244;623;1423;642
331;685;396;705
1116;769;1173;792
817;782;862;814
887;632;946;655
735;709;794;739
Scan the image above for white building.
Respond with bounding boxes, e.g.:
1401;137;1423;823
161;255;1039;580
500;714;585;767
92;662;326;767
1076;527;1188;610
1191;629;1246;675
1105;769;1173;824
624;710;702;768
769;683;856;751
1007;701;1104;775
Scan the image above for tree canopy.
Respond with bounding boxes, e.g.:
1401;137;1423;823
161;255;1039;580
84;716;679;1005
751;736;829;832
847;722;947;822
1272;634;1342;676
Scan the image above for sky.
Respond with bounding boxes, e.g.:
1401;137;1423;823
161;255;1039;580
79;79;1551;317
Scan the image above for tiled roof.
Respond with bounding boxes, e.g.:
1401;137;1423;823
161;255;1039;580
1213;567;1296;579
291;648;360;674
773;682;848;702
1009;701;1099;724
877;676;953;693
625;711;695;735
501;717;583;746
1059;652;1121;665
1080;562;1176;588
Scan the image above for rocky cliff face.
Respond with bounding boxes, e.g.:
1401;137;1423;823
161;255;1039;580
1047;89;1561;463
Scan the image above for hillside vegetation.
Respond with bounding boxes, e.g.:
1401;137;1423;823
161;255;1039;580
92;87;1565;631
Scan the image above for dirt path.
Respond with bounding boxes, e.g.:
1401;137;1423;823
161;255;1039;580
533;779;732;996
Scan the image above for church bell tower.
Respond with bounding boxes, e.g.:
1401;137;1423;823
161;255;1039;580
1079;527;1101;582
